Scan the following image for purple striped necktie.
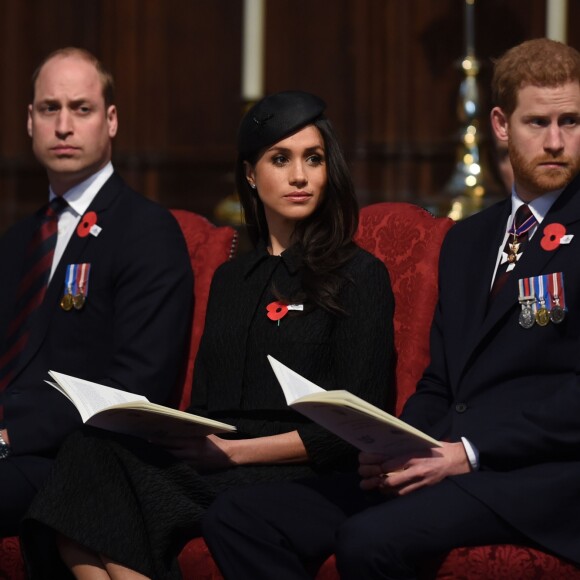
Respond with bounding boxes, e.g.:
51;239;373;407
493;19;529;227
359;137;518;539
0;196;68;395
490;203;536;299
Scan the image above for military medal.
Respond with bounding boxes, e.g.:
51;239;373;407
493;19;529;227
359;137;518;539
72;263;90;310
60;293;73;311
518;278;536;329
73;293;86;310
550;301;566;324
507;240;520;264
61;266;75;311
535;300;550;326
62;263;91;312
548;272;567;324
533;276;549;326
519;272;568;328
504;209;537;268
519;299;536;329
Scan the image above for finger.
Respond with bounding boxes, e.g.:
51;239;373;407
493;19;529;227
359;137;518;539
359;476;382;491
379;468;421;490
380;459;409;473
394;479;429;496
359;452;388;465
359;464;383;478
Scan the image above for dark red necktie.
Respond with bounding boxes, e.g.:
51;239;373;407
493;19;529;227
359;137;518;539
0;197;68;393
490;203;536;299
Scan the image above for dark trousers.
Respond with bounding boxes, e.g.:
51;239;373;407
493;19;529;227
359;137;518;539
202;473;526;580
0;456;53;536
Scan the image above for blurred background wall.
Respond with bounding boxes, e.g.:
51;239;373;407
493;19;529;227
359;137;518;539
0;0;577;233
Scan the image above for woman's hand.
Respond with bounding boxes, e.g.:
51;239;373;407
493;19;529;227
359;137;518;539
154;434;236;471
151;430;309;471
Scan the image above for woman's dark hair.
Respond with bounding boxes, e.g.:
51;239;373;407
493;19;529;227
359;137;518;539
236;117;359;315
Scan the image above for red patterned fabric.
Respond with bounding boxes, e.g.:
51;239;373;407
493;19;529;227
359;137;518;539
433;545;580;580
179;202;454;579
169;210;237;411
179;538;225;580
354;202;453;414
0;536;25;580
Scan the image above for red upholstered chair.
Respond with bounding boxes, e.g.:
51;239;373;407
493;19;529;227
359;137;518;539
178;202;580;579
168;210;238;411
177;201;454;579
2;204;578;579
354;202;453;415
0;537;24;580
432;544;580;579
0;210;237;580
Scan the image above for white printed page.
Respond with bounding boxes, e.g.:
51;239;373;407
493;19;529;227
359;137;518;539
267;356;440;457
267;356;325;404
292;401;438;456
47;371;147;423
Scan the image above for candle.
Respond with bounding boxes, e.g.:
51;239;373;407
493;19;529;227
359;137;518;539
546;0;568;43
464;0;475;57
242;0;266;101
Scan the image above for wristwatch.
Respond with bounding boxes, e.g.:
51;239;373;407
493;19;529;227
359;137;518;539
0;431;11;459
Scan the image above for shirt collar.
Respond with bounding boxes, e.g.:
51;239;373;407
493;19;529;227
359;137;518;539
510;186;563;226
243;240;303;277
49;162;114;217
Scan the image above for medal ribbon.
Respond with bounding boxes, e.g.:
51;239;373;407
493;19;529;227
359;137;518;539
520;272;567;328
534;275;549;310
548;272;567;312
63;263;91;303
518;276;537;314
75;263;91;297
64;264;76;296
508;212;537;237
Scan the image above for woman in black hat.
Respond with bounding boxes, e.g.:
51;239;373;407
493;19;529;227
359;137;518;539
21;91;394;580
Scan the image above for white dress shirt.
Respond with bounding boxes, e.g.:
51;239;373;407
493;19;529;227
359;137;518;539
48;162;114;281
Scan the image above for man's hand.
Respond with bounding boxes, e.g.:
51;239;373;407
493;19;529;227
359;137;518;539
0;428;10;444
359;441;471;496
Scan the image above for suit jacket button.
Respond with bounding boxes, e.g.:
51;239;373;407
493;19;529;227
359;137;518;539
455;403;468;413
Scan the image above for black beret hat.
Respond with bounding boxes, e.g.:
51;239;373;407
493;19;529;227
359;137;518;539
237;90;326;158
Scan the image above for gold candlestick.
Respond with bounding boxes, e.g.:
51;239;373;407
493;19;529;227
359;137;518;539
444;0;487;221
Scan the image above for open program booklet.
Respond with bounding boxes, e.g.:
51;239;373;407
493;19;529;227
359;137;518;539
268;356;441;456
46;371;236;440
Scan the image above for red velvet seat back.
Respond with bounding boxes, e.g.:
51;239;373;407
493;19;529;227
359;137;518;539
5;205;577;580
169;210;237;411
177;201;455;580
355;202;453;415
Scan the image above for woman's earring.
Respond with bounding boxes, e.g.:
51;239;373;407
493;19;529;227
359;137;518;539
249;182;256;189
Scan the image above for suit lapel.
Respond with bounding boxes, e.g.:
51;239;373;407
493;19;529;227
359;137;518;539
468;201;511;327
459;175;580;376
12;174;123;379
450;201;510;377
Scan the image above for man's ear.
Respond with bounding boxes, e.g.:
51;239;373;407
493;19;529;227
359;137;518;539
490;107;509;142
106;105;118;138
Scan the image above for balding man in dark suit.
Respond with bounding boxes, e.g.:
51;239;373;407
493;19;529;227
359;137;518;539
0;47;193;535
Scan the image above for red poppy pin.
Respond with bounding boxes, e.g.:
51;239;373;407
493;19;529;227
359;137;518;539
76;212;98;238
266;301;288;322
540;223;566;251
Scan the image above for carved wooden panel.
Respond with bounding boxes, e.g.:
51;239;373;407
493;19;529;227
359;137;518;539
0;0;571;234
